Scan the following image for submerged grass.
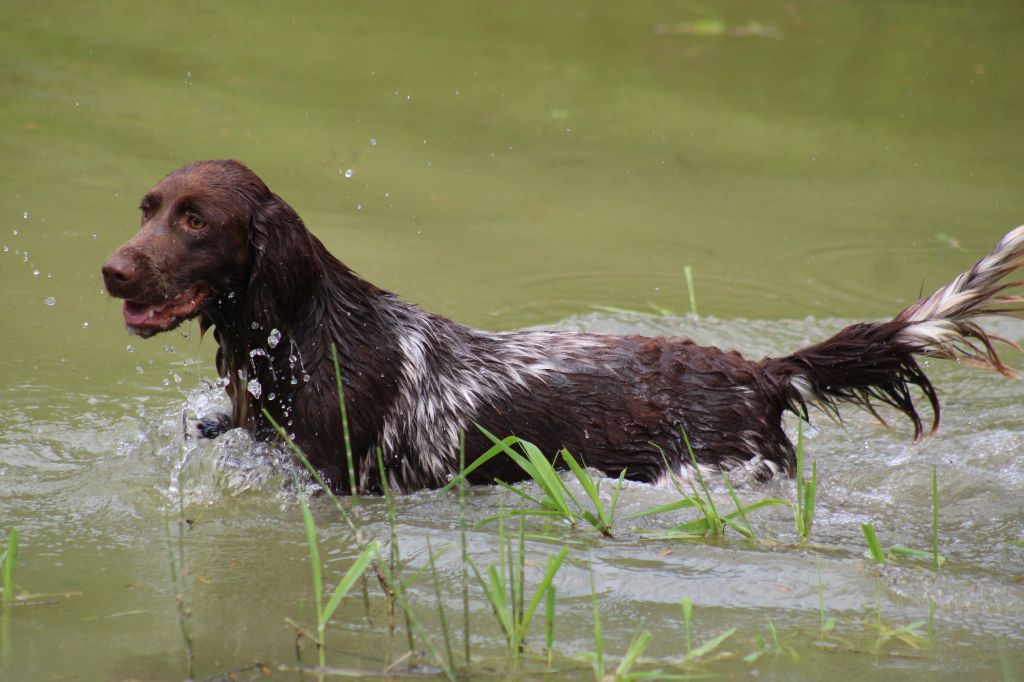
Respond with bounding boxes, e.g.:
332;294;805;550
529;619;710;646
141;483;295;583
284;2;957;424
684;265;698;317
468;513;569;661
1;528;16;606
241;359;962;679
632;434;786;538
792;420;816;543
443;426;624;537
680;597;736;664
166;429;196;680
293;469;379;674
860;464;945;567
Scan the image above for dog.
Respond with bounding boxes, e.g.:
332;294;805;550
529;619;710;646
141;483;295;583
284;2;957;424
102;160;1024;493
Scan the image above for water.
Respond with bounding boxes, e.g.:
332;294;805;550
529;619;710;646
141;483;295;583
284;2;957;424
2;1;1023;679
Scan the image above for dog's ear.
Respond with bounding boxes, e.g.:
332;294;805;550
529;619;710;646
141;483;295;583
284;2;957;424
246;193;321;332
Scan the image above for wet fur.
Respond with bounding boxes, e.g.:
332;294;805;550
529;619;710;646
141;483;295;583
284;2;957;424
103;160;1024;493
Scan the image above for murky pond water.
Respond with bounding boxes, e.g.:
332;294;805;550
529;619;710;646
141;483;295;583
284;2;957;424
2;1;1022;679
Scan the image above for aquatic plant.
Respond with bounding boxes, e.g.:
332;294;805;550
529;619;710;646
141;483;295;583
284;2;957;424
792;420;816;543
684;264;698;317
294;473;379;675
467;513;569;661
680;596;736;664
1;528;16;605
860;465;945;567
443;427;624;538
632;434;785;538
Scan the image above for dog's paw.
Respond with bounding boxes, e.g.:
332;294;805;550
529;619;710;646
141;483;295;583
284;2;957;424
194;413;233;439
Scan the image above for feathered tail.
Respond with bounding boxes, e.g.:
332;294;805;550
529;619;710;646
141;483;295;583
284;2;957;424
769;225;1024;437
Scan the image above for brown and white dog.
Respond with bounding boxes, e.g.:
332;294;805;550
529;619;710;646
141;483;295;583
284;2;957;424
102;160;1024;493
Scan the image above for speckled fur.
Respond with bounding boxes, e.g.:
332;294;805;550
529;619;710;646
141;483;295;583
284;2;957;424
103;161;1024;494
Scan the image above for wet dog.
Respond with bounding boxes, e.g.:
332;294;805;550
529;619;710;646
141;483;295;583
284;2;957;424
103;160;1024;492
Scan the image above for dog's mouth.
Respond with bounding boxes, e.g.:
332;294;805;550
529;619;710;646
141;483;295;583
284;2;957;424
123;284;209;336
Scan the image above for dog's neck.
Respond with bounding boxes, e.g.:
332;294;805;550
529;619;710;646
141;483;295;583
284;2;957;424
204;238;409;482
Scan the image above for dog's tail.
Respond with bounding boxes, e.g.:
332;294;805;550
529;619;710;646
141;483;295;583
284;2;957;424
767;225;1024;437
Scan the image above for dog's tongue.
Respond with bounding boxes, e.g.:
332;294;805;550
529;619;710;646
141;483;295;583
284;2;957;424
122;287;206;330
123;300;177;328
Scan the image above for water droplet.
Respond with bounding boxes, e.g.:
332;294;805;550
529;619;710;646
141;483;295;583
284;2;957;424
302;373;311;383
12;229;18;236
126;344;135;352
370;137;377;146
163;345;176;353
356;204;363;211
32;269;40;276
250;321;259;330
290;377;298;385
268;392;276;401
135;366;144;374
44;296;56;306
343;168;354;178
22;212;28;220
81;321;89;329
247;378;262;398
267;328;281;348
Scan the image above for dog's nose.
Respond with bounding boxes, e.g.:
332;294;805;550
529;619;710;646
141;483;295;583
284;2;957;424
102;252;137;291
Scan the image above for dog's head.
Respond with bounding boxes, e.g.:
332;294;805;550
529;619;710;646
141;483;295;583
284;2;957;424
102;160;275;337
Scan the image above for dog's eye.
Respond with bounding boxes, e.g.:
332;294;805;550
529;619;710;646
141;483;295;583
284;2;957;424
186;215;205;231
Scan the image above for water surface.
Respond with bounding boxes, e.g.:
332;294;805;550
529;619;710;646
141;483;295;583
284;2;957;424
1;1;1022;679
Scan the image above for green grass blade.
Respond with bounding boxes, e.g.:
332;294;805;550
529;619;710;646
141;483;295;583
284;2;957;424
296;483;324;627
545;584;556;666
520;441;577;515
590;566;604;680
468;557;512;642
560;449;607;524
721;518;755;538
684;265;698;317
516;547;569;648
264;410;360;535
721;498;788;520
321;541;380;625
631;497;700;519
681;597;693;655
680;431;719;523
685;627;737;661
862;523;887;564
722;473;752;537
804;460;817;537
608;468;627;521
330;343;358;499
2;528;17;604
437;430;522;493
494;479;548;509
616;629;653;677
425;540;455;671
668;517;712;536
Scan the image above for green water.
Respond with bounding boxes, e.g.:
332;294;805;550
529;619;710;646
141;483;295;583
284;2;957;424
2;1;1022;679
